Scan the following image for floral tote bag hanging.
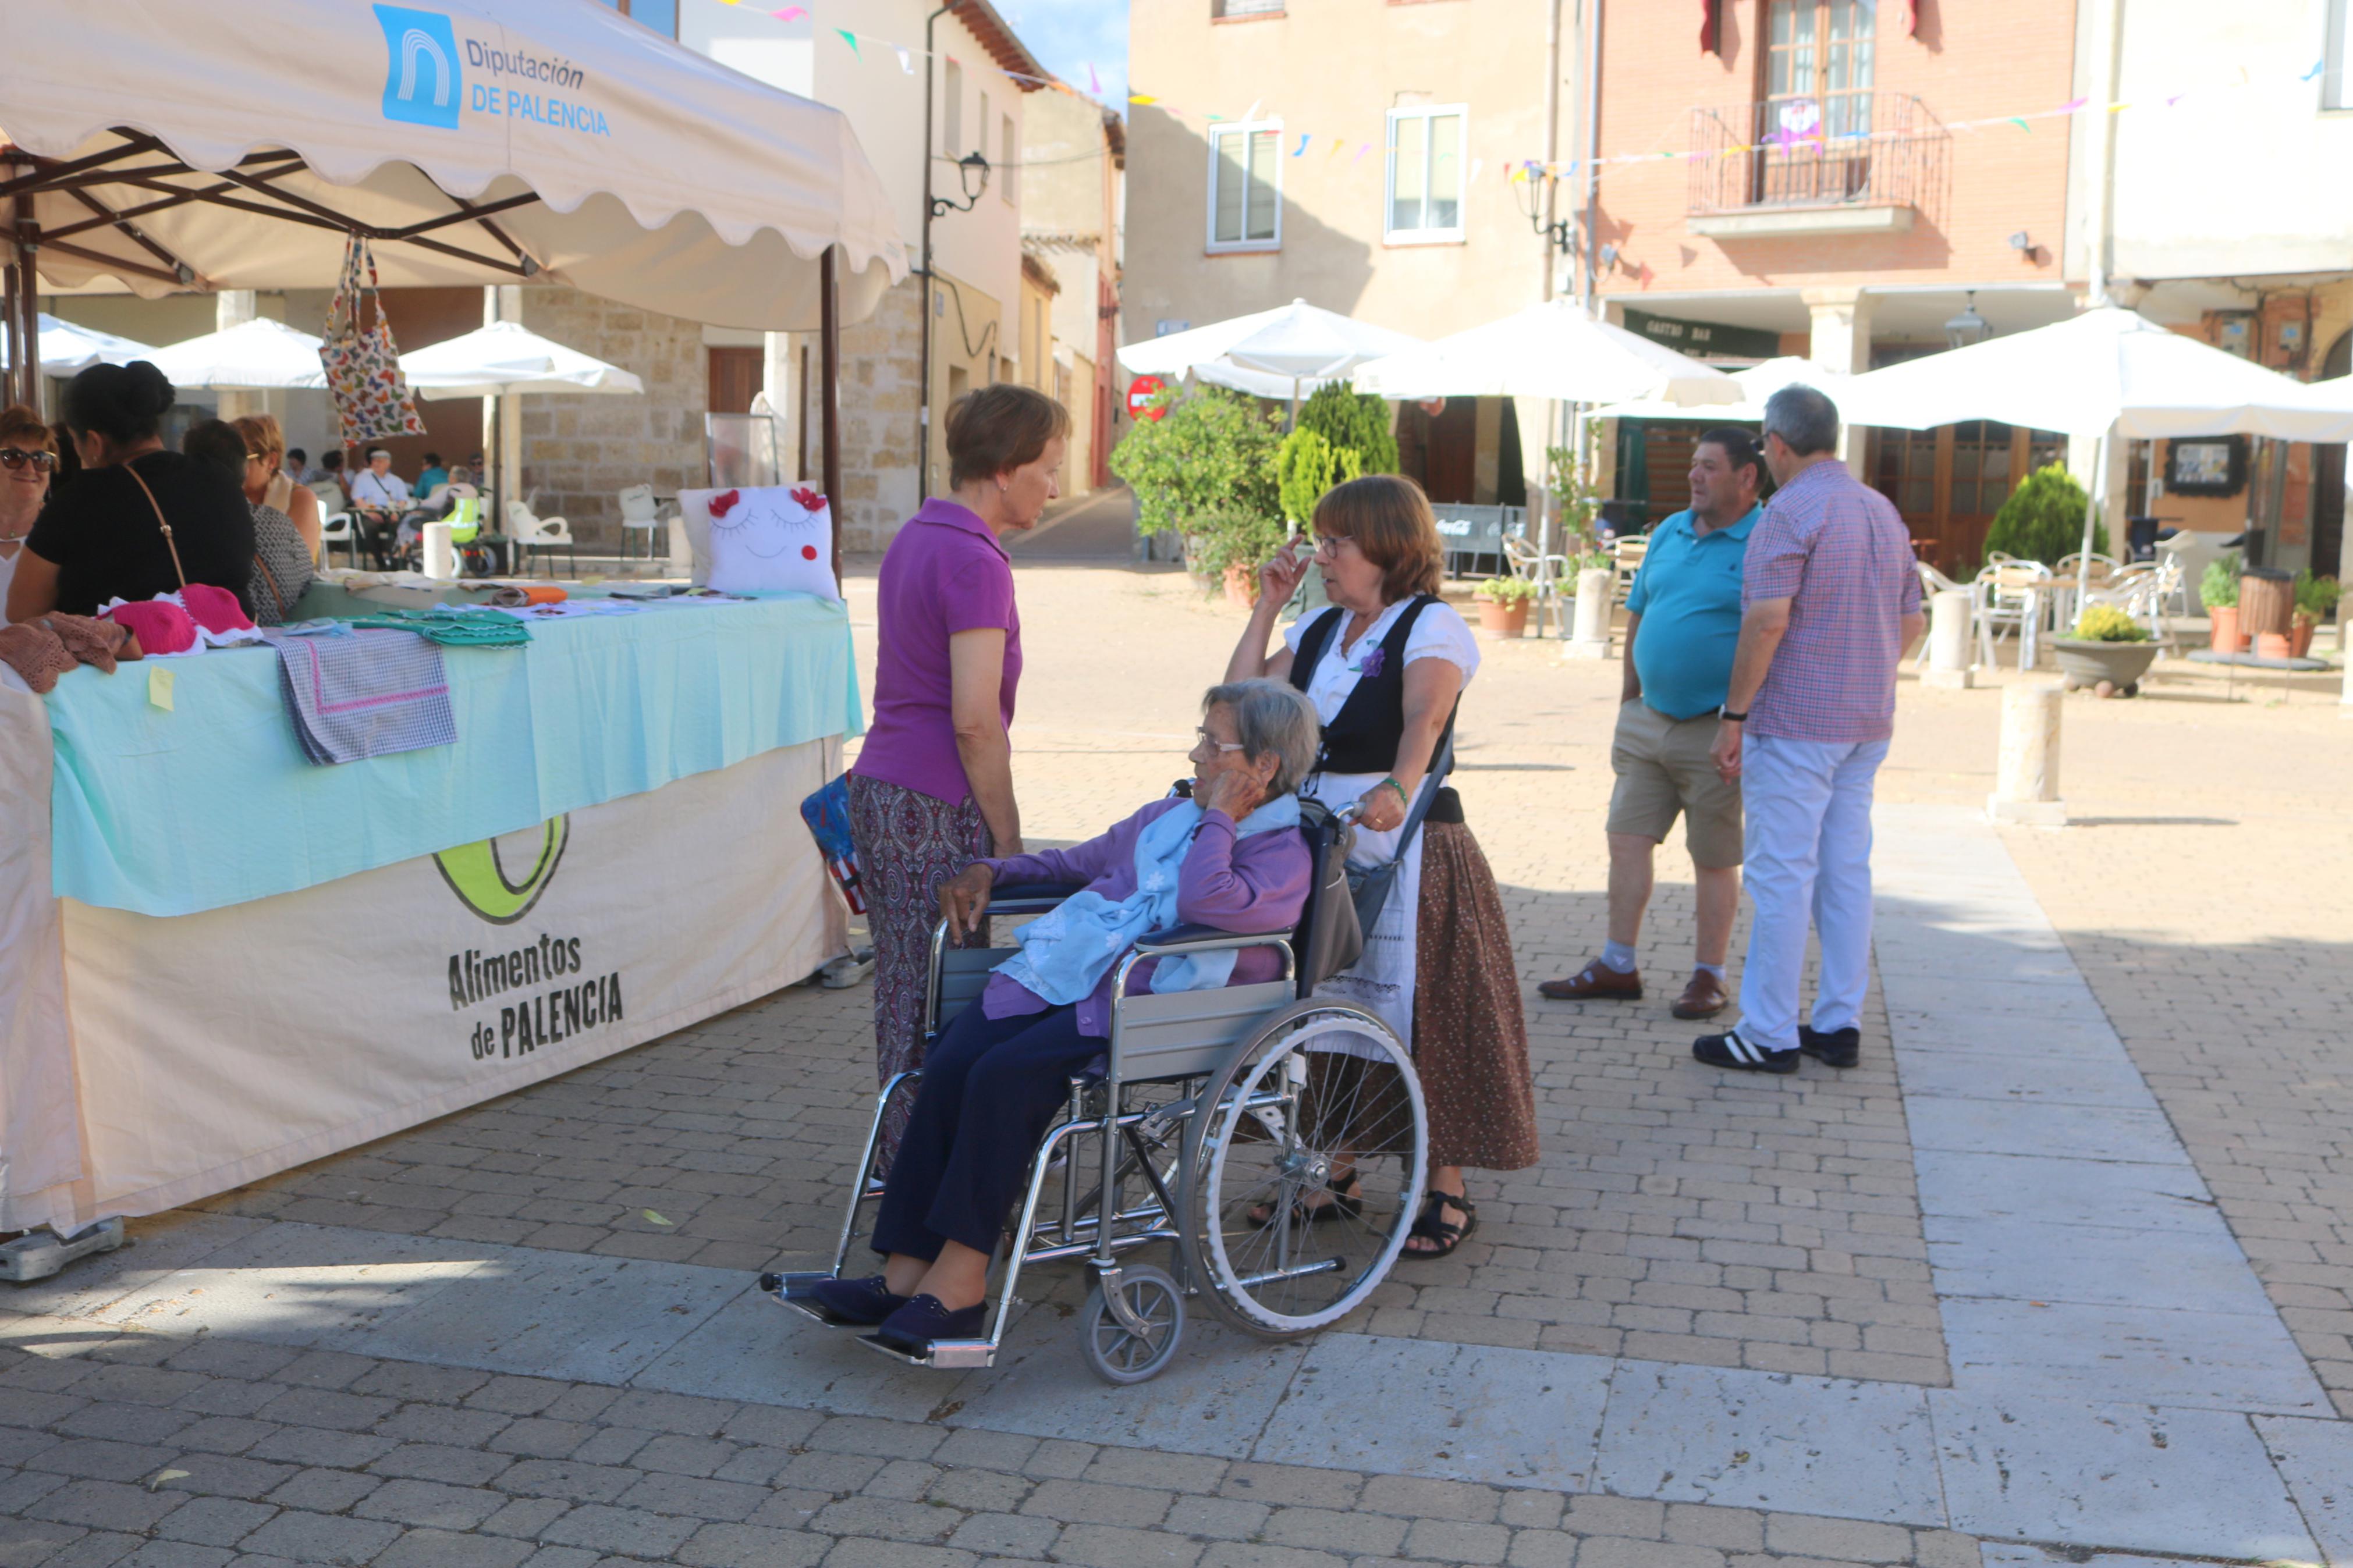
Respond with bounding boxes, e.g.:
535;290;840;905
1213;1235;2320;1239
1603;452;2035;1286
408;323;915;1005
319;233;429;446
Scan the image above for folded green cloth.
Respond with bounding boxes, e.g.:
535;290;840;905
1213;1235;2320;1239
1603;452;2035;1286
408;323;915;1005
346;606;532;648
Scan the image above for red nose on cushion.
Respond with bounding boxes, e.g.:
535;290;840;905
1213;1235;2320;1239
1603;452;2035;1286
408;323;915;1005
708;489;741;518
801;545;818;560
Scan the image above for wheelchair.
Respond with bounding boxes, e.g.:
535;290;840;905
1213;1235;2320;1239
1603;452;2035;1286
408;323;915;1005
761;800;1429;1385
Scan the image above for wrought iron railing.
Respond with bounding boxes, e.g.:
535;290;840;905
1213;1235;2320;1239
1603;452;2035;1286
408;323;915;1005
1687;93;1946;217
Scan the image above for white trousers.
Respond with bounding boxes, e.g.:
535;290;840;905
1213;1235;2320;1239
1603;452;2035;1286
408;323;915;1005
1731;733;1890;1054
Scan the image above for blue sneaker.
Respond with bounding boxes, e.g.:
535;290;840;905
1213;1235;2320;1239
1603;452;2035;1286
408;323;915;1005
807;1275;909;1325
874;1293;987;1356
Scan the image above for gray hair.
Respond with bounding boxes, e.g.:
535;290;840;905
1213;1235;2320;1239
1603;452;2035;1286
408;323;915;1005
1203;679;1321;797
1761;384;1840;457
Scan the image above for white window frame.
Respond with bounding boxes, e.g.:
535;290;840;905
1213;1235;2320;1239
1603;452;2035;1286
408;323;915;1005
1205;119;1283;253
2327;0;2352;111
1383;105;1468;244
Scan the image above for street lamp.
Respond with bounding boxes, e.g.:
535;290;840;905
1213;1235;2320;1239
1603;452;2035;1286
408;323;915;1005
1944;291;1992;350
1509;161;1575;255
929;151;991;218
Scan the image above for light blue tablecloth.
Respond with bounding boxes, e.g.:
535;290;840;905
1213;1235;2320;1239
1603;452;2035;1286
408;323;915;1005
44;595;864;918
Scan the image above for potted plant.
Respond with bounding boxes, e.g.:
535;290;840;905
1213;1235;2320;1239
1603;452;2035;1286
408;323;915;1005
1109;383;1284;581
1187;506;1287;608
1472;575;1539;638
2052;603;2158;695
2292;569;2340;660
2200;554;2245;653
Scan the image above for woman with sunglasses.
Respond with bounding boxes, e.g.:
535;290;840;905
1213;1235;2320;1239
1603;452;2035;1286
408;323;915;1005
6;362;253;624
0;404;58;611
232;414;322;566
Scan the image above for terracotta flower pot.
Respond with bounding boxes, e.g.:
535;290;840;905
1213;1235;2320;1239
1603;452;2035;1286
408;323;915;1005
2290;613;2316;660
1222;564;1261;609
1477;598;1531;639
2255;631;2292;661
2208;605;2246;653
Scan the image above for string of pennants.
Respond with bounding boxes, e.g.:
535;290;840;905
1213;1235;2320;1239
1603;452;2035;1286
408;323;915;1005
701;0;1119;105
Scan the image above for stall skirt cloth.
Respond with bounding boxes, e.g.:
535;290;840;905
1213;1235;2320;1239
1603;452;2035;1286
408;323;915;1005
267;627;455;765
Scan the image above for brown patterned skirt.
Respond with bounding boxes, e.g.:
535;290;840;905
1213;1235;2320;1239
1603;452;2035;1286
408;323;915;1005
846;773;993;1163
1412;819;1539;1171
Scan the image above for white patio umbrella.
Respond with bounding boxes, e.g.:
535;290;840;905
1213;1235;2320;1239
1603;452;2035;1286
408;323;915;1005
1588;357;1876;425
1351;300;1742;407
400;321;644;400
0;314;155;377
1116;299;1425;418
147;318;328;391
1837;307;2353;608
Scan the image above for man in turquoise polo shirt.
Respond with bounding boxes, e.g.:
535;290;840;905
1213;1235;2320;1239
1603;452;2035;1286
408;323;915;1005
1540;428;1762;1020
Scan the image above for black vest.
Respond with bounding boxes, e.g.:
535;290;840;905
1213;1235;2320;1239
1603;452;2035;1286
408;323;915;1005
1289;596;1447;777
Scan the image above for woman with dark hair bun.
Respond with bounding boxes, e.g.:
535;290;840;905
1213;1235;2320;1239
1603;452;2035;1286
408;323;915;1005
185;418;312;625
847;381;1071;1162
6;361;255;623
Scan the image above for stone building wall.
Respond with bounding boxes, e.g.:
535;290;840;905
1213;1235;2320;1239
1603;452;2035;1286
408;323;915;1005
829;275;924;554
516;283;707;547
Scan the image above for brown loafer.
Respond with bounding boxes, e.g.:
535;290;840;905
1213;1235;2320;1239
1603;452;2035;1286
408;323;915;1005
1537;959;1642;1001
1671;969;1730;1019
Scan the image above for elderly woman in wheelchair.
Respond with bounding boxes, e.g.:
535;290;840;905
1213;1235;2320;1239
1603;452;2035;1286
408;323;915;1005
804;678;1325;1358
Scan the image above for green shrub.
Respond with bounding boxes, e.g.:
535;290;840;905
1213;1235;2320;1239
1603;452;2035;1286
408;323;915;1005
1276;428;1364;527
2294;568;2341;620
1293;381;1397;476
1983;463;2104;567
1472;575;1539;604
1109;385;1283;540
2200;553;2242;610
1184;506;1289;579
2070;604;2149;642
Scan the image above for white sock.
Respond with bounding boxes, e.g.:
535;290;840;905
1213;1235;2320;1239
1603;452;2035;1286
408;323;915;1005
1600;941;1637;973
1697;962;1726;981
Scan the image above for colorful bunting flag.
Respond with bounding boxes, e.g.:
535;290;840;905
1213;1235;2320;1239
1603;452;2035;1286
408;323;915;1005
1294;133;1309;156
836;27;858;57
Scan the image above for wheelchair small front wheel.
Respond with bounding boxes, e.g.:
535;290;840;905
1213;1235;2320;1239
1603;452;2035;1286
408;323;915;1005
1079;1264;1186;1385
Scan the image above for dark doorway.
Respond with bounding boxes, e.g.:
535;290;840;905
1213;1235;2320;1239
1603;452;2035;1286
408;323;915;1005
1418;397;1477;503
2315;330;2348;578
707;346;764;415
369;287;485;480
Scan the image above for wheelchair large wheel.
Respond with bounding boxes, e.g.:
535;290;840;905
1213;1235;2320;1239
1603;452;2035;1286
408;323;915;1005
1184;1001;1427;1336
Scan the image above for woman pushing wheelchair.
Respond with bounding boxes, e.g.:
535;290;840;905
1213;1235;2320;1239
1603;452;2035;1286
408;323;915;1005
807;678;1323;1358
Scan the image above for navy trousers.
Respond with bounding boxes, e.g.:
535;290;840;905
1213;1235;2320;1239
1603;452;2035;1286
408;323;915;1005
872;1001;1101;1261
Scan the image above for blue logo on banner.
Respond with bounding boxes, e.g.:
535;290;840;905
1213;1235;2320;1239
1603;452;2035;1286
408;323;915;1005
374;5;462;129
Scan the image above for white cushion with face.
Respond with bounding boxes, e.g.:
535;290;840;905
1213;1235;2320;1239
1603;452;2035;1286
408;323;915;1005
676;485;838;599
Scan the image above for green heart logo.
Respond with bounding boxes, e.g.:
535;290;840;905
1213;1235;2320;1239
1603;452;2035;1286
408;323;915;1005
432;817;569;925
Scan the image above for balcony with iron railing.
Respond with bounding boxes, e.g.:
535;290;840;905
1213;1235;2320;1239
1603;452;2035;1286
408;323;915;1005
1686;93;1947;238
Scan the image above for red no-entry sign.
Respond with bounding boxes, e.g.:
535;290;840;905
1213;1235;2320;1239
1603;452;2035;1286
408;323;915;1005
1126;375;1168;421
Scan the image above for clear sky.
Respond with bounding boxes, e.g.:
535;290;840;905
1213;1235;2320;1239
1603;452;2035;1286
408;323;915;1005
1000;0;1128;111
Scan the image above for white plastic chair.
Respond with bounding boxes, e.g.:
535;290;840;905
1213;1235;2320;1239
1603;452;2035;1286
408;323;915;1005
1610;535;1648;605
506;498;578;578
315;506;358;568
1975;560;2053;670
616;483;666;571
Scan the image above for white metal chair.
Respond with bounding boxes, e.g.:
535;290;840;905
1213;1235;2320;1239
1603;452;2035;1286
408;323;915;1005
1503;531;1573;638
616;483;668;571
1975;560;2053;670
1610;535;1648;605
506;498;578;578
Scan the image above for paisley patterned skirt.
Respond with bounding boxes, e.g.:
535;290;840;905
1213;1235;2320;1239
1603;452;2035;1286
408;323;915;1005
846;774;993;1163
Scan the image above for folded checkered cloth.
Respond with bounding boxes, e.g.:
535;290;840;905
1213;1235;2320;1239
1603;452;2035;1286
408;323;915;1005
266;627;456;766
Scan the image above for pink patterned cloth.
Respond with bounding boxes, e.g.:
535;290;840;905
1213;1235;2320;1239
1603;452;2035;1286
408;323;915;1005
1740;459;1923;745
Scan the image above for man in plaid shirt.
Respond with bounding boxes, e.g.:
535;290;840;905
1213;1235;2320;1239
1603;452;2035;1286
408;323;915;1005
1694;386;1925;1075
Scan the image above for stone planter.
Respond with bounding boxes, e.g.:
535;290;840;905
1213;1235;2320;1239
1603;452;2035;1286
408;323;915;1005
1476;598;1531;638
2051;637;2158;696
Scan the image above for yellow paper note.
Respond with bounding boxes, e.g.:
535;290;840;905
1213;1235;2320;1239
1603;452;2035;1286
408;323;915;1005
148;665;175;711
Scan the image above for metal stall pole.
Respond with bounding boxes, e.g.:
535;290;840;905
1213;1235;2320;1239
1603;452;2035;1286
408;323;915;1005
12;187;41;418
821;244;844;585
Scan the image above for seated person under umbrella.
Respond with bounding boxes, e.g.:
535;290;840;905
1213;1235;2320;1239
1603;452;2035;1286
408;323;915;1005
810;678;1322;1356
347;447;411;567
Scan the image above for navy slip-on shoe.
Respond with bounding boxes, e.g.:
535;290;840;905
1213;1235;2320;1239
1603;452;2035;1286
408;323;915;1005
807;1274;911;1326
874;1293;988;1356
1799;1025;1862;1069
1692;1028;1799;1075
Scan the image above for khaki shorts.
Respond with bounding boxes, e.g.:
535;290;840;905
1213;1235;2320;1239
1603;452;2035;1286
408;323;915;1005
1607;701;1743;867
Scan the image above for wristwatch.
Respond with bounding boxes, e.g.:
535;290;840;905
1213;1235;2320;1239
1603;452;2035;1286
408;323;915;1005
1719;707;1748;723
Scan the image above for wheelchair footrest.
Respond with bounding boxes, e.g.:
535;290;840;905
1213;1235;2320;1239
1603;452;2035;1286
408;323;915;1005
760;1270;870;1328
856;1334;996;1370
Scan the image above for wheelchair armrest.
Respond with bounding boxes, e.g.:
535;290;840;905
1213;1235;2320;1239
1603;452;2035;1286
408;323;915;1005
1115;927;1297;1001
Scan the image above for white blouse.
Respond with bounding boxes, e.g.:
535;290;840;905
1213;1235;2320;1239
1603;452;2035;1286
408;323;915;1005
1281;596;1481;733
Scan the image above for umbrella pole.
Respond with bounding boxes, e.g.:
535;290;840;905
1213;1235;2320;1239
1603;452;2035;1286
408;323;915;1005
9;190;40;417
2075;427;2106;627
1287;375;1301;432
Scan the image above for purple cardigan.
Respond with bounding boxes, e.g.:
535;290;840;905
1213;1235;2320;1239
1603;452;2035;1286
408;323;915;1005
977;797;1312;1038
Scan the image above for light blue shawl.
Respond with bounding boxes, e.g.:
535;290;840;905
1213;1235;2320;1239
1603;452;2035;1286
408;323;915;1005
993;794;1303;1006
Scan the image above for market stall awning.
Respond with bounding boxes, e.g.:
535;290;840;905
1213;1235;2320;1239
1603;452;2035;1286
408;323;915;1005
0;0;908;332
146;317;326;391
1833;307;2353;440
0;312;154;376
399;319;643;399
1353;300;1741;407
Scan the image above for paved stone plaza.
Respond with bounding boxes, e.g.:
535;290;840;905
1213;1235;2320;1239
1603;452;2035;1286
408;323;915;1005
6;550;2352;1567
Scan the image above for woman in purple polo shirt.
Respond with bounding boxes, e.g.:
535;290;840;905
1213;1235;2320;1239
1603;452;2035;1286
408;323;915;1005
849;384;1070;1158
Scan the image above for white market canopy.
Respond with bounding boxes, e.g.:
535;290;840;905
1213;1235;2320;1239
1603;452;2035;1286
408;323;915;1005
1117;300;1425;400
146;317;326;391
0;312;154;376
0;0;907;331
400;319;643;399
1353;300;1742;408
1834;307;2353;440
